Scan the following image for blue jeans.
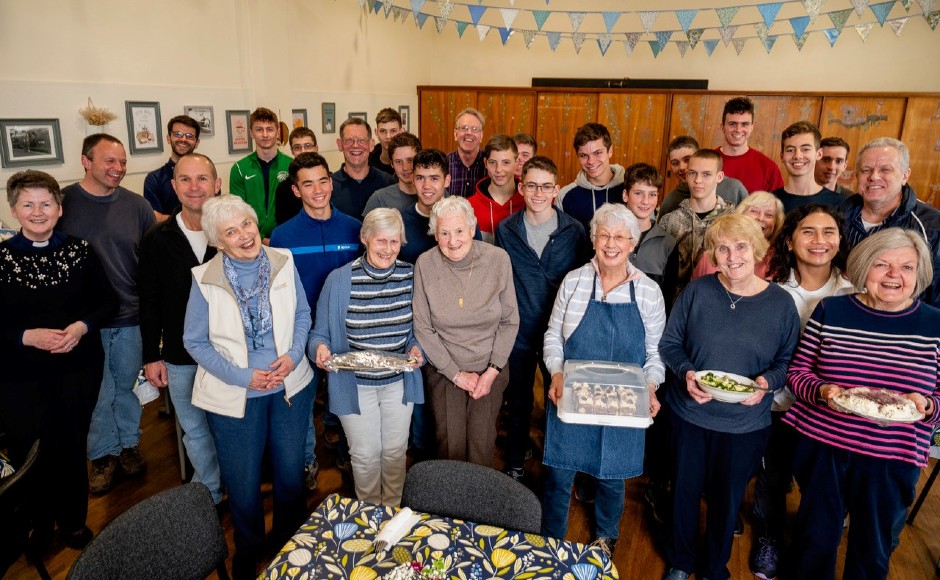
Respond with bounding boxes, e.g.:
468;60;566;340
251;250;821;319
87;326;143;460
166;363;222;503
207;384;313;564
303;368;321;467
541;466;625;540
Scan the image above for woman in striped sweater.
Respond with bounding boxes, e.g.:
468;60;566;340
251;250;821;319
784;227;940;579
310;208;424;506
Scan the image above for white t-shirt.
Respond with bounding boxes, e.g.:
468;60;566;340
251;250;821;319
177;213;209;263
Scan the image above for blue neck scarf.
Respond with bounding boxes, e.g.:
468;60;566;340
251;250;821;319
221;250;273;349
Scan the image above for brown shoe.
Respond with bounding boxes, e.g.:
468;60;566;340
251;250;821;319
118;446;147;477
89;455;118;495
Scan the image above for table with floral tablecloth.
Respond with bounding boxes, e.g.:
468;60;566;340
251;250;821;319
264;493;619;580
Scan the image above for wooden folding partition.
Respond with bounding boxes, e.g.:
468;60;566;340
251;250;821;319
418;86;940;209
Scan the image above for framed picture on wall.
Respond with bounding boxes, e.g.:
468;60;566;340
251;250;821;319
124;101;163;154
398;105;410;132
292;109;307;129
322;102;336;134
0;118;64;168
348;112;368;122
226;109;252;154
183;105;214;136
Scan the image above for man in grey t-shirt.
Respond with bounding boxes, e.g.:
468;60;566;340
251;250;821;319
59;133;156;495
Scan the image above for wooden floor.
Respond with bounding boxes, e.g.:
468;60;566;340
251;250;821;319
6;393;940;580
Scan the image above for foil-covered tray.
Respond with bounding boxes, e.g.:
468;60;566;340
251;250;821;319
324;350;417;373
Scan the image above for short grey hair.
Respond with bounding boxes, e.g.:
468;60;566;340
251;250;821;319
428;196;477;236
846;227;933;298
454;107;486;129
856;137;910;174
201;194;258;247
362;207;407;245
591;203;640;242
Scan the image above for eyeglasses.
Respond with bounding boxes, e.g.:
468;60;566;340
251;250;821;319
170;131;197;140
291;143;318;152
522;182;556;193
595;233;633;245
456;125;482;134
342;137;370;147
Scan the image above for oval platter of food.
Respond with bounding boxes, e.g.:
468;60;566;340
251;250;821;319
829;386;924;425
694;370;759;403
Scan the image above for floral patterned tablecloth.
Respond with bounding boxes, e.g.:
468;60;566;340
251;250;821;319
264;493;619;580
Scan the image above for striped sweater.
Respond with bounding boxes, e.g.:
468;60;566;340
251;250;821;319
784;294;940;467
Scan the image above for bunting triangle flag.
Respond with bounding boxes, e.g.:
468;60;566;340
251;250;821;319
676;9;697;33
716;6;739;28
456;21;468;37
624;32;643;53
655;30;673;47
790;16;811;37
851;0;870;17
829;8;853;31
468;5;486;26
889;16;910;34
572;32;586;53
719;25;739;46
522;29;538;48
435;16;447;32
498;27;512;44
602;11;621;33
733;37;749;54
687;29;703;48
500;8;518;29
371;1;381;15
649;40;664;58
802;0;823;22
532;10;550;31
870;1;895;25
393;6;405;21
546;31;561;51
416;12;429;28
918;0;934;12
823;28;841;46
900;0;913;9
439;0;454;22
793;32;809;50
477;24;491;41
358;0;366;8
385;1;394;17
597;33;613;55
758;3;783;28
762;34;778;53
639;11;659;33
676;40;690;56
855;22;874;40
704;39;719;55
926;10;940;30
569;12;586;31
755;23;770;42
410;0;425;20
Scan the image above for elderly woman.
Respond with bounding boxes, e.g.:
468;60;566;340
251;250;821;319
311;208;424;506
784;228;940;579
659;213;800;580
692;191;784;280
0;170;116;552
183;195;314;580
412;196;519;466
541;203;666;557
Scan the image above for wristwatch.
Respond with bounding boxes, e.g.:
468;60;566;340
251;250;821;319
487;363;502;373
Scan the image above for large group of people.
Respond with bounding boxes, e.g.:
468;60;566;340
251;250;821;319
2;96;940;580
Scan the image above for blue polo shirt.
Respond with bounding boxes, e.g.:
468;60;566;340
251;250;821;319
331;165;395;219
143;159;179;215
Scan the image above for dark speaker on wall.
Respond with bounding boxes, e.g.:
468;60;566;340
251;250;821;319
532;78;708;90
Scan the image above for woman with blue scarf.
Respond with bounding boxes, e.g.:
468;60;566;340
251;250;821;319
184;195;314;580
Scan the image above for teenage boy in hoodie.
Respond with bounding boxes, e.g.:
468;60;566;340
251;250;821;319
558;123;625;235
495;156;587;480
469;135;525;243
658;135;748;218
270;152;362;488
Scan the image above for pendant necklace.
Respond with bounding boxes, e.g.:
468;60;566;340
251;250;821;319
445;250;475;308
722;276;753;310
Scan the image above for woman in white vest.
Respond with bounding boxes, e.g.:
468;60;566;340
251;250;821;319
183;194;314;580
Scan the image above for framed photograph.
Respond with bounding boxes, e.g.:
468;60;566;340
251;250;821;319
124;101;163;154
321;102;336;134
0;118;64;168
226;109;252;154
398;105;410;132
292;109;308;129
183;105;214;136
348;112;368;122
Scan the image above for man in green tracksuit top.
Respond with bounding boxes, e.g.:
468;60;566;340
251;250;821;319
229;107;292;239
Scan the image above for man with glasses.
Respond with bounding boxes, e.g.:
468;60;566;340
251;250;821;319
495;155;587;481
274;126;319;225
331;117;395;218
144;115;201;222
447;108;486;199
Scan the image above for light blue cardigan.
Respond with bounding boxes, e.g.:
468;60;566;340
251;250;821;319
308;260;425;415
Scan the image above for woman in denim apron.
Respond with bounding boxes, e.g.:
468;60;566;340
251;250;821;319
542;204;667;557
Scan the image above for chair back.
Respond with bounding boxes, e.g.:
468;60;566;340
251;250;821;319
67;482;229;580
401;460;542;534
0;440;41;576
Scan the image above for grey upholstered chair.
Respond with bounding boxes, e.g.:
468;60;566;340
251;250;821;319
401;459;542;534
67;482;229;580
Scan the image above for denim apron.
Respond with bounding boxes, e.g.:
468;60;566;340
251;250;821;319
543;276;647;479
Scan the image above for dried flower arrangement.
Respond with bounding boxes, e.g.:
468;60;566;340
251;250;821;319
79;98;117;126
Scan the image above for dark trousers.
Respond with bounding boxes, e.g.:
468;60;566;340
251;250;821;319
667;410;770;580
645;382;673;485
0;365;102;535
791;435;920;580
426;366;508;466
505;345;549;468
542;466;626;540
752;411;797;540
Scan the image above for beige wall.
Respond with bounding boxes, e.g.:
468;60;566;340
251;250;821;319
1;0;939;226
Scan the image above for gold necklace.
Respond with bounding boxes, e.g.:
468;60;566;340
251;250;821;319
445;250;474;308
